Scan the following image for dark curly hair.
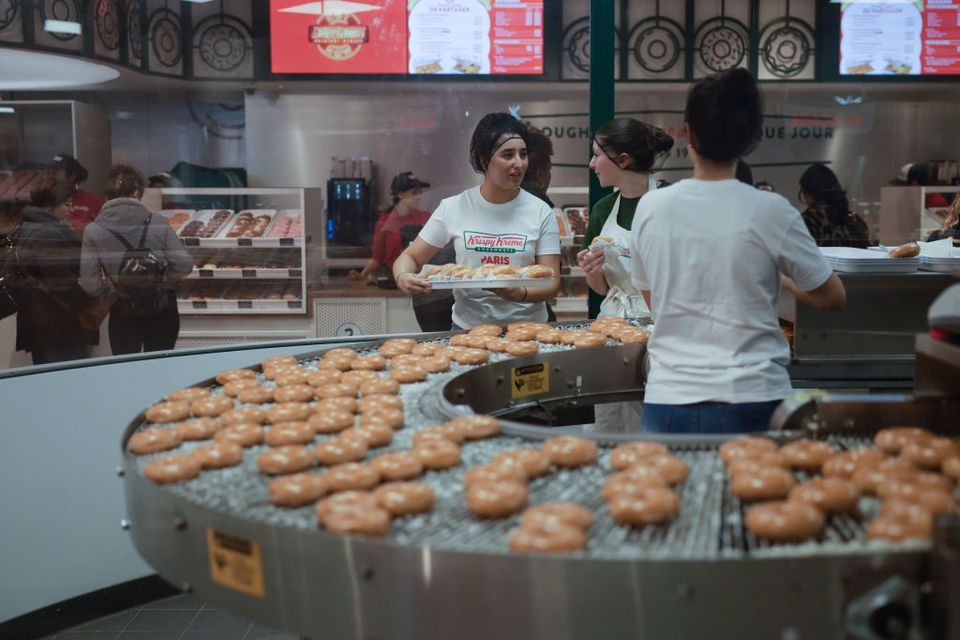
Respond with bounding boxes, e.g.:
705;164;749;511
469;113;529;174
595;118;674;172
799;164;851;229
30;176;73;209
685;68;763;162
105;164;146;200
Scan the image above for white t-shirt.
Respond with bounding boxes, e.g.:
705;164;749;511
419;186;560;328
629;178;833;405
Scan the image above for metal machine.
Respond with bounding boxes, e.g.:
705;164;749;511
120;300;960;639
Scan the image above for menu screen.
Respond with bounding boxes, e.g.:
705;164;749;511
840;1;960;76
270;0;544;75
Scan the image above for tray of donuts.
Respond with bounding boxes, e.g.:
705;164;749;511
419;263;556;289
721;428;959;546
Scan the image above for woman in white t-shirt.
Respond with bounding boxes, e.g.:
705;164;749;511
393;113;561;329
629;68;846;434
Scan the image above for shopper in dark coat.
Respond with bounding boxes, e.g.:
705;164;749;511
80;165;192;355
17;177;100;364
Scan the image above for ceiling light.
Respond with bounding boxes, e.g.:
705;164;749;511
0;50;120;89
0;107;15;114
44;19;82;35
181;0;217;3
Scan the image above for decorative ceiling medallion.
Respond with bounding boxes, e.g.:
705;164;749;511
695;17;749;73
630;17;683;74
148;8;182;69
95;0;120;51
194;15;251;73
760;18;813;78
40;0;81;42
562;17;590;74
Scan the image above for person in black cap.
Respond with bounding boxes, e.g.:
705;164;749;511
349;171;433;282
51;153;104;237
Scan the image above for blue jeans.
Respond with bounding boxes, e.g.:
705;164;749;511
640;400;782;434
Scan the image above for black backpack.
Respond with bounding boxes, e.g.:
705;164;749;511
0;223;23;320
106;214;169;315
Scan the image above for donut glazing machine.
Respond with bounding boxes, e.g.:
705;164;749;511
120;315;960;640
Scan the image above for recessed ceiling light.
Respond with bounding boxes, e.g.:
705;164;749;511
44;19;82;35
0;107;15;114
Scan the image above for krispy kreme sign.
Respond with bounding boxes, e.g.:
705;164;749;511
309;14;369;60
464;232;528;253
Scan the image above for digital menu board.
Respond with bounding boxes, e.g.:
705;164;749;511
270;0;544;75
840;1;960;76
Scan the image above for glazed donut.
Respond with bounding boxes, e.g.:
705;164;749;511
391;354;425;369
522;264;553;279
944;456;960;481
744;500;825;542
319;502;391;537
559;330;588;346
257;445;315;475
619;329;651;345
370;452;423;481
374;482;435;516
220;407;267;426
505;341;539;357
315;383;358;400
350;355;387;371
266;402;312;424
851;458;917;494
412;342;444;356
359;409;405;430
167;387;212;403
631;455;690;485
607;487;680;526
888;241;920;259
467;334;493;349
191;441;244;470
484;337;511;353
911;470;956;492
129;428;183;455
574;333;607;349
876;478;956;514
874;427;934;454
380;339;416;358
325;348;358;361
315;490;377;519
729;466;796;502
263;355;298;369
521;503;593;531
216;369;257;385
470;324;503;337
609;442;669;470
449;334;472;347
902;437;960;470
332;370;376;388
266;421;315;446
509;521;587;553
535;329;562;344
307;369;342;387
449;415;500;440
342;423;394;448
357;395;403;413
492;449;551;478
789;477;860;514
317;357;354;373
421;355;451;374
222;378;262;397
466;481;529;518
464;464;527;487
268;472;328;508
725;453;789;477
274;369;312;386
868;501;933;542
822;448;887;478
412;424;467;446
176;417;221;441
542;436;598;468
452;349;490;366
315;436;369;465
314;397;359;414
505;327;539;342
145;401;191;424
390;366;429;384
412;440;461;469
359;378;400;396
602;472;668;501
237;386;275;405
213;423;265;448
143;455;201;484
719;437;778;465
273;384;316;404
779;439;838;472
324;462;381;493
263;364;299;380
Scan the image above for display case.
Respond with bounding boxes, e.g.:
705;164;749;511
142;188;323;315
549;186;589;317
879;185;960;245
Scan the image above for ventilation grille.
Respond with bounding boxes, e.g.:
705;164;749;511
313;298;386;338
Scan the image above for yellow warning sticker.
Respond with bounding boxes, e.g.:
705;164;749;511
511;363;550;399
207;529;265;598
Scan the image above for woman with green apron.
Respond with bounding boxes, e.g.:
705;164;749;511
577;118;674;432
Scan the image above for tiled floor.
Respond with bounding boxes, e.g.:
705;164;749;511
41;595;296;640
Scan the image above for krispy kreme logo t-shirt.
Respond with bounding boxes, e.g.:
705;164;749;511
418;186;560;328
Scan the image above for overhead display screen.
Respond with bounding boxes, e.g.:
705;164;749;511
840;1;960;76
270;0;544;75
